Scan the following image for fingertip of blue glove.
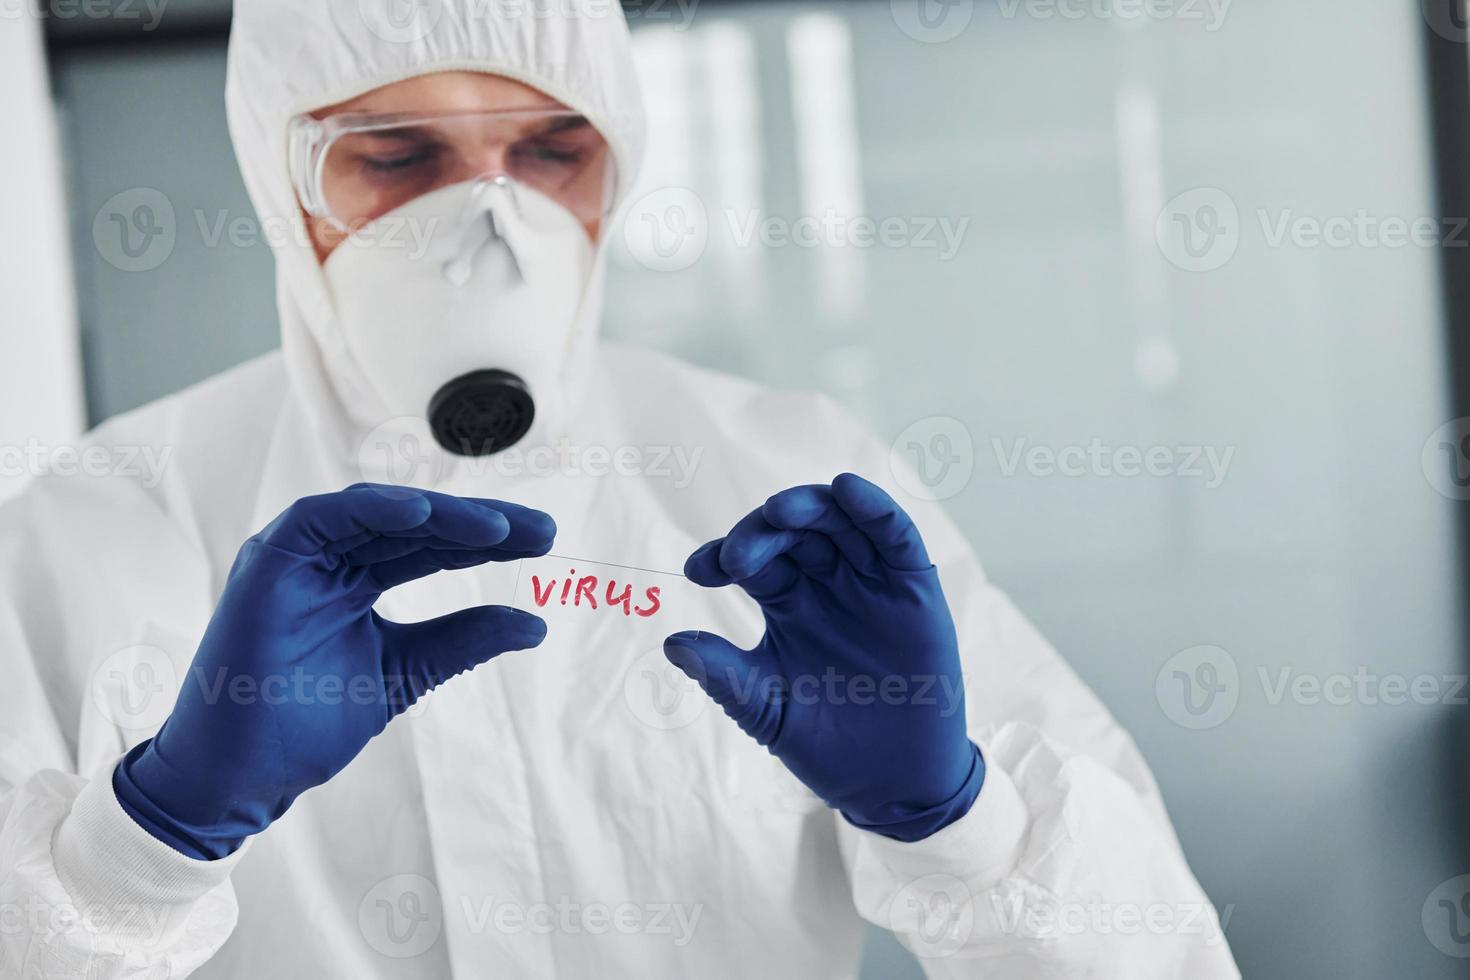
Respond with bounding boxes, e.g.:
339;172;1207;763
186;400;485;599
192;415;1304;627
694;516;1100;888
517;509;558;549
663;629;701;653
760;484;830;529
830;472;895;520
506;607;550;646
683;541;730;587
662;631;706;675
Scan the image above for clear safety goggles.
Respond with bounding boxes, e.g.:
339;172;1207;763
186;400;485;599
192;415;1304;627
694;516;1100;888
289;107;616;231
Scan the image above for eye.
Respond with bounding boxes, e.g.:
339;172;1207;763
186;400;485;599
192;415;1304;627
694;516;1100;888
529;147;583;164
510;138;591;172
339;130;448;179
360;147;440;174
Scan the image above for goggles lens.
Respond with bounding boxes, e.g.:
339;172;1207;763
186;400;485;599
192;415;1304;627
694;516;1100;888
300;109;614;229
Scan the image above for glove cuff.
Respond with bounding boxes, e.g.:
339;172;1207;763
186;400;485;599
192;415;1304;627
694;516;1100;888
842;741;986;843
112;740;249;861
54;762;247;923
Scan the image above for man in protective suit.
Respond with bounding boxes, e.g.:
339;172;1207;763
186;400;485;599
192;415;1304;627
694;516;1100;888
0;1;1239;977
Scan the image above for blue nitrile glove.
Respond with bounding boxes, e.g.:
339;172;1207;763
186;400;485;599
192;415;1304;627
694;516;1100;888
113;484;556;860
664;473;983;842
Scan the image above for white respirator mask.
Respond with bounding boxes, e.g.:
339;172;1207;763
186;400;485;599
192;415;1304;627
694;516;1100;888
322;176;595;456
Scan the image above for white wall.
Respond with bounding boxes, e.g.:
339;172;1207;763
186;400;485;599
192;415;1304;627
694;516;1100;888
607;5;1464;978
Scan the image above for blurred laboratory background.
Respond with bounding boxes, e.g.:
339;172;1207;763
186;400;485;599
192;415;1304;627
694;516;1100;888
5;0;1469;976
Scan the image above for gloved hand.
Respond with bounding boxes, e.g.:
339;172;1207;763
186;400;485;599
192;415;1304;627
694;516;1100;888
113;484;556;860
664;473;983;842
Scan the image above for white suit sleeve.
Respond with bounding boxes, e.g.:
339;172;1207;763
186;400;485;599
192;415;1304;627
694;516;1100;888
836;537;1240;977
0;475;243;978
1;770;245;978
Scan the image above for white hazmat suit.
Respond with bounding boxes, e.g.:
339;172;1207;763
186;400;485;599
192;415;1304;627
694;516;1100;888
0;1;1240;977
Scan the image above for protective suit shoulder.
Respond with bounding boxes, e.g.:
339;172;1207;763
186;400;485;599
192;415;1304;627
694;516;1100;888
65;350;287;570
89;349;285;449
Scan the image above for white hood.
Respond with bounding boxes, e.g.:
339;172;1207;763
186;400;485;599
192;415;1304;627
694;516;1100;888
224;0;647;464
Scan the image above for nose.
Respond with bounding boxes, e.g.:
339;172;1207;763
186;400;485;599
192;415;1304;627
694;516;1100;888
453;140;513;185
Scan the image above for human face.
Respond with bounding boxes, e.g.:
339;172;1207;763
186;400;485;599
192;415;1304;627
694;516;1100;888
299;71;610;263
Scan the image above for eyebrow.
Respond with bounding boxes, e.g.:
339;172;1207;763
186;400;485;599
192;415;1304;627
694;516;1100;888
539;115;591;134
350;115;592;143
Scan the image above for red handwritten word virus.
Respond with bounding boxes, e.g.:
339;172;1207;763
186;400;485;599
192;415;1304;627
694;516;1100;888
530;568;663;618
